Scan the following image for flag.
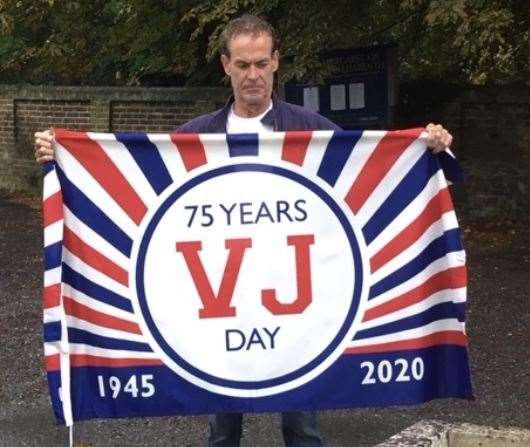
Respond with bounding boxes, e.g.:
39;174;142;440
42;128;472;425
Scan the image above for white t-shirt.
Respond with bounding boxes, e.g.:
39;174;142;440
227;102;273;134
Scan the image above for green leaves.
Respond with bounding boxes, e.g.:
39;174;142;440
0;0;527;85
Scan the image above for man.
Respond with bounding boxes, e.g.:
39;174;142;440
34;14;453;447
35;15;452;158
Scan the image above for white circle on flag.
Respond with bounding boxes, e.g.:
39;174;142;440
134;163;367;396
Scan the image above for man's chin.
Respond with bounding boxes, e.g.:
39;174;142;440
241;93;269;106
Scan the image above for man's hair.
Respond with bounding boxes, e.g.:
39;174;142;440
220;14;278;57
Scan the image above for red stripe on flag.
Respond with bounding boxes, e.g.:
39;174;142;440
344;128;424;214
70;355;163;368
281;131;313;166
363;266;467;322
343;330;468;355
55;129;147;226
43;284;61;309
170;133;207;171
63;226;128;286
43;191;63;227
45;354;60;371
370;188;454;273
63;296;141;335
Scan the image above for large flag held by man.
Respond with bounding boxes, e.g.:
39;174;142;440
42;128;472;425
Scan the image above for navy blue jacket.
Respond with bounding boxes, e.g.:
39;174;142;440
176;96;463;182
177;96;341;133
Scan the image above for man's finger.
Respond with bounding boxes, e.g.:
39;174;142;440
37;147;54;156
35;138;52;149
34;130;52;139
36;153;54;163
37;155;54;163
34;130;54;143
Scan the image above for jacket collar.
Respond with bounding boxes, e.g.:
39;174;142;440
215;95;279;132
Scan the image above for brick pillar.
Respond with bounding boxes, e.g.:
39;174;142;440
90;99;111;132
0;96;15;160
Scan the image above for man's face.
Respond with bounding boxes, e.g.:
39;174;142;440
221;32;279;113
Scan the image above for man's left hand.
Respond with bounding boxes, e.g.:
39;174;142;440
425;123;453;154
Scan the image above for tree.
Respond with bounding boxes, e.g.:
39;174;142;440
0;0;202;85
181;0;530;85
0;0;528;86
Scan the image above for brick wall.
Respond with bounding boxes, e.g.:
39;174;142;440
0;85;229;191
1;83;529;219
110;100;201;132
15;99;91;159
397;83;530;220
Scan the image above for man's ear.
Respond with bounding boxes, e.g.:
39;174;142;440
221;54;231;75
272;50;279;72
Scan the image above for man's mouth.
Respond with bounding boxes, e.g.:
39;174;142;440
243;85;263;92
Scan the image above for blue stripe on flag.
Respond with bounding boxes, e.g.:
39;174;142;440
115;132;173;195
56;167;132;257
43;161;54;175
44;241;62;270
317;131;363;186
227;133;259;157
363;150;439;245
354;301;466;340
66;345;472;422
44;321;62;342
46;371;64;424
438;151;464;183
67;327;153;351
369;228;463;299
62;263;133;313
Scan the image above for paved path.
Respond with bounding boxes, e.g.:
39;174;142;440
1;194;528;446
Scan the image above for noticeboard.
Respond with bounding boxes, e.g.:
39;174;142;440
284;45;397;130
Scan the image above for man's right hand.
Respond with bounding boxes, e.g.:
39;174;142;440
34;129;55;164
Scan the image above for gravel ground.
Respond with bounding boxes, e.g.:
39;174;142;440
0;192;528;447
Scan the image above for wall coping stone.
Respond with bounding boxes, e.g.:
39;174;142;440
0;84;231;102
376;420;530;447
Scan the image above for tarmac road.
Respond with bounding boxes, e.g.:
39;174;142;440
0;193;528;447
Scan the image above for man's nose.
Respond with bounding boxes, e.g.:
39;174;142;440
247;64;259;79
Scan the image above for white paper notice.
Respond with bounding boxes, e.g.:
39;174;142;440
349;83;365;109
330;84;346;111
303;87;320;112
